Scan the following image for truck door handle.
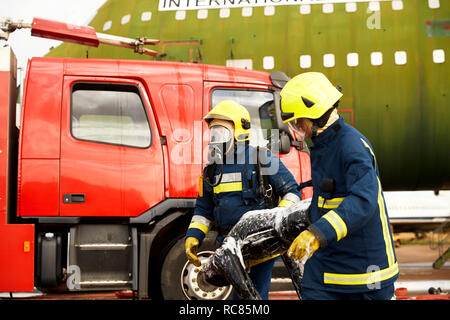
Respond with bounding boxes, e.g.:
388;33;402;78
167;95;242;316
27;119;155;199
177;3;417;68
63;194;85;203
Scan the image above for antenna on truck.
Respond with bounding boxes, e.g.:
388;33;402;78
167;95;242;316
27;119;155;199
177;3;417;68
0;17;159;57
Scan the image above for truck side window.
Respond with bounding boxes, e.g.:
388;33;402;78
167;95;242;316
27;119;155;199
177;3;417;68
211;89;277;150
71;82;151;148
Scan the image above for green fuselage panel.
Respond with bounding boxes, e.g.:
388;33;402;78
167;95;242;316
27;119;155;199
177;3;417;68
47;0;450;191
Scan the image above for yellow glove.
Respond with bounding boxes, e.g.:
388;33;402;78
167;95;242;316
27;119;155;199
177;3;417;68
287;230;320;261
185;237;201;267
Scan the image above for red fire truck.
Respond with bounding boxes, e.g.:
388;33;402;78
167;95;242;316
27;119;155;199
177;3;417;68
0;18;311;299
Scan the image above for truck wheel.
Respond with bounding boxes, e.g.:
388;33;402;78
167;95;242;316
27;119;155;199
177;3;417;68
160;235;232;300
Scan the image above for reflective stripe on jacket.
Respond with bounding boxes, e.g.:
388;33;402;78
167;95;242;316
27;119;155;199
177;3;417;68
303;116;398;293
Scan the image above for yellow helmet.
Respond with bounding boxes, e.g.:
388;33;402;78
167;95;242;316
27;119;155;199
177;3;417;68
280;72;343;123
204;100;251;142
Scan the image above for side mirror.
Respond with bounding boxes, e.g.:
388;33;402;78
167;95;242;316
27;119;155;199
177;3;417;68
270;71;290;89
271;89;293;154
271;90;291;138
269;78;309;155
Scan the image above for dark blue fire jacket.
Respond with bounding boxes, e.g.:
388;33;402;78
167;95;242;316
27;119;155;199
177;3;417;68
303;116;398;293
186;144;302;244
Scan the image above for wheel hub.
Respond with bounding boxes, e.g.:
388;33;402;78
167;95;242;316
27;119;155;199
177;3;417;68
181;251;232;300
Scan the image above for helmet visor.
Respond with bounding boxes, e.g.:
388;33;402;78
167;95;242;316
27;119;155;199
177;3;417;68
209;125;232;144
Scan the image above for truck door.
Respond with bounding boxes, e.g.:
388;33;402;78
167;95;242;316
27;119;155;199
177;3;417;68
60;77;164;217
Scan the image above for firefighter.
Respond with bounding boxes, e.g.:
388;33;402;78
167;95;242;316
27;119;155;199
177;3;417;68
185;100;302;300
281;72;398;300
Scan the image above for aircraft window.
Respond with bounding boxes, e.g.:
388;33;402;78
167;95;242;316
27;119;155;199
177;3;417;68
264;6;275;16
347;53;359;67
345;2;357;12
198;9;208;19
226;59;253;70
323;54;335;68
176;10;186;20
392;0;403;10
263;56;274;70
300;5;311;15
220;8;230;18
368;1;380;12
211;89;278;150
433;49;445;64
242;7;253;17
300;55;312;69
141;12;152;21
371;52;383;66
71;83;151;149
103;21;112;31
395;51;407;65
121;14;131;25
428;0;440;9
323;4;334;14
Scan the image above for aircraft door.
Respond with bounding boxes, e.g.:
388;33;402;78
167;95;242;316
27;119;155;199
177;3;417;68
161;41;201;63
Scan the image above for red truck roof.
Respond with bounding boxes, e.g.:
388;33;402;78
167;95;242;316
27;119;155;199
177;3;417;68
31;57;271;85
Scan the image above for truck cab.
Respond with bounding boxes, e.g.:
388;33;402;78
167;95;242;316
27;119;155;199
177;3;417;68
1;47;312;299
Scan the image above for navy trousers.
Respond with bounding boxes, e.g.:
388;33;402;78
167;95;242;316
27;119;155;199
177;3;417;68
302;284;395;300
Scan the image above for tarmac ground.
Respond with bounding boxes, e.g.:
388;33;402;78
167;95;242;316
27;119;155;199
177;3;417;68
2;233;449;300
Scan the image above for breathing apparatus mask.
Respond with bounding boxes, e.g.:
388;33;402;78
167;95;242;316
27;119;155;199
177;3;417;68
205;119;235;187
208;122;234;164
287;102;340;139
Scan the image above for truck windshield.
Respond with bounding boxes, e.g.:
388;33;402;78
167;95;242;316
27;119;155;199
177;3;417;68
211;89;278;150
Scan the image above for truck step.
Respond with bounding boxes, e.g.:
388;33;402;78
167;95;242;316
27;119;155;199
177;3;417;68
68;224;137;291
79;280;132;288
75;243;131;250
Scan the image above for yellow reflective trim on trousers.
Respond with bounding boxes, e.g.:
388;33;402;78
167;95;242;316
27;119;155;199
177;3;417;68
278;199;294;207
324;262;399;285
318;196;346;209
322;210;348;241
188;222;209;235
360;138;395;266
213;182;243;193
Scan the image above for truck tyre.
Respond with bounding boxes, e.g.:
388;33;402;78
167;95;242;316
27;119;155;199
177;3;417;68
160;233;232;300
